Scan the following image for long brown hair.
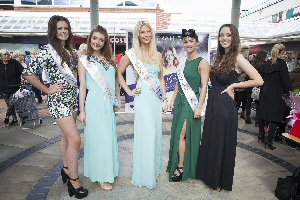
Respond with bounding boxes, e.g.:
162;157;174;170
87;25;116;69
212;24;240;74
252;51;267;69
47;15;76;68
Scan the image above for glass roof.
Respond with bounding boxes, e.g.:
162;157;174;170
0;13;299;41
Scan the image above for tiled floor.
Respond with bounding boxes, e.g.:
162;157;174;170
0;97;299;200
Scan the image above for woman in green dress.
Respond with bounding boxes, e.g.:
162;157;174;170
167;29;210;182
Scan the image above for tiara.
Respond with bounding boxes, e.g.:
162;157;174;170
137;18;149;25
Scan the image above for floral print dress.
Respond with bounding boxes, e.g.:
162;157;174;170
23;44;78;119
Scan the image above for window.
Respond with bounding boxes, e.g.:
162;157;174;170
0;0;14;4
37;0;52;5
54;0;68;5
70;0;82;5
21;0;36;5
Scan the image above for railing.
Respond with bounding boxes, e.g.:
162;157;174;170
241;0;284;18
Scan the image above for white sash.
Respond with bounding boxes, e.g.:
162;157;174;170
46;44;77;87
177;59;199;111
126;48;163;102
80;55;120;108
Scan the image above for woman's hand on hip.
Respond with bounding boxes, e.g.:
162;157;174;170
46;82;65;94
129;87;141;96
221;84;235;100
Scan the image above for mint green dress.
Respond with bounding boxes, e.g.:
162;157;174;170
167;57;203;182
83;57;119;183
132;64;162;189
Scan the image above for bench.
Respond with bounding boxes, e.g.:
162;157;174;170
282;133;300;150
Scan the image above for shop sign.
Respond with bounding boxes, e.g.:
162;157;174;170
110;37;126;44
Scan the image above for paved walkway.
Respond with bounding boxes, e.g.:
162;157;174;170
0;98;299;200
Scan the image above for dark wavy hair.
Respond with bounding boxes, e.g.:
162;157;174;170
47;15;76;68
162;47;179;68
212;24;240;74
87;25;116;69
252;51;267;69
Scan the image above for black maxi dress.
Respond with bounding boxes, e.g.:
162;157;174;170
196;70;239;191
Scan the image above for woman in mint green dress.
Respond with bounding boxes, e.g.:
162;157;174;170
167;29;210;182
117;19;168;189
78;25;120;191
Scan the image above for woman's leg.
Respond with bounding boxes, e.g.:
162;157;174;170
240;91;247;119
56;113;82;188
59;112;78;172
257;118;266;142
175;121;187;174
245;88;253;124
265;121;278;150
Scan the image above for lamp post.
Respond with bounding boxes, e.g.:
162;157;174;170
90;0;99;29
113;28;116;58
231;0;241;29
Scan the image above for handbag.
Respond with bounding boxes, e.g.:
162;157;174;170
251;87;260;100
275;166;300;200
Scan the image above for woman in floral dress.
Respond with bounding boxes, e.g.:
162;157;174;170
23;15;88;199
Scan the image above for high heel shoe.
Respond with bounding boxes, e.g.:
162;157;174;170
61;166;70;184
258;136;265;143
67;177;88;199
265;142;276;150
257;134;265;143
255;121;258;127
172;166;183;182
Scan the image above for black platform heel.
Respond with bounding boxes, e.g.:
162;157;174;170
61;166;70;184
172;166;183;182
67;177;88;199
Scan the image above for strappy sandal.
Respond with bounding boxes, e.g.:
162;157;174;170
61;166;70;184
172;166;183;182
99;182;113;190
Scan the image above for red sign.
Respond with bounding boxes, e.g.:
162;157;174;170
72;37;87;44
250;46;260;54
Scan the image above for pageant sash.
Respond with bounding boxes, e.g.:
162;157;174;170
177;59;199;111
126;48;163;102
80;55;120;107
46;44;77;87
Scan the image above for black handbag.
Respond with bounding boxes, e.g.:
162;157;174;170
275;166;300;200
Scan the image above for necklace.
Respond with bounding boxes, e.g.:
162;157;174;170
91;55;110;71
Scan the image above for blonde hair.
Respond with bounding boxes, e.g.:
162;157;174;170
240;45;250;53
77;43;87;57
13;50;23;58
271;43;285;64
132;19;160;65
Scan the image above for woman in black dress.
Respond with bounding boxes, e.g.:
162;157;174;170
257;43;292;150
196;24;263;191
251;51;268;126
